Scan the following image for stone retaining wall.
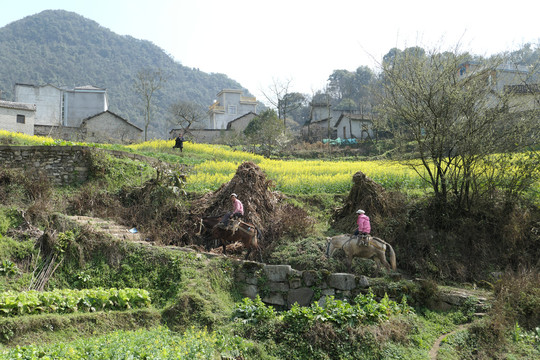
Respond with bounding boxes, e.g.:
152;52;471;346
234;262;491;311
0;146;165;186
235;262;371;308
0;145;90;185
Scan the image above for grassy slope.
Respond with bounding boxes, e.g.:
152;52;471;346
0;132;538;359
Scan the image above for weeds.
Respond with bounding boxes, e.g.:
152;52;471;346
0;326;257;359
493;269;540;330
230;292;413;359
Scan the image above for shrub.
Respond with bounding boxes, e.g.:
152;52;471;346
232;296;276;324
0;208;23;236
0;169;51;206
493;269;540;330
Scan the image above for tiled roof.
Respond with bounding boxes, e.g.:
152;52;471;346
82;110;143;131
309;117;331;125
226;112;257;128
0;100;36;111
74;85;106;91
335;113;373;127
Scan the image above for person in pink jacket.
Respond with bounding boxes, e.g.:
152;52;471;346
354;209;371;236
221;193;244;225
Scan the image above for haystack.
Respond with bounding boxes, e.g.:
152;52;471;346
332;171;397;233
193;161;280;234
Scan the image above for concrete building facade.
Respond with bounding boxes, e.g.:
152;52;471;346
14;83;108;127
14;84;63;126
11;83;142;144
226;112;257;131
175;112;258;144
171;91;259;144
458;62;539;92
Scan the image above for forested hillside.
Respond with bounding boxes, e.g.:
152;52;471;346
0;10;246;137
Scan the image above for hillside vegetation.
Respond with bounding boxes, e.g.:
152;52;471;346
0;10;246;136
0;132;539;358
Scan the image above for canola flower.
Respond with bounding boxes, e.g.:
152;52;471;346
0;130;99;147
188;156;427;194
0;132;428;194
4;132;535;197
127;140;428;193
128;139;264;162
0;130;58;145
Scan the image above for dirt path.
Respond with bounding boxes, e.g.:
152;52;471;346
67;215;144;242
65;215;233;261
429;324;470;360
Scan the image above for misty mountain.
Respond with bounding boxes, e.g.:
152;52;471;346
0;10;247;137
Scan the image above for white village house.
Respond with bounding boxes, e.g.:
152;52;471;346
335;113;374;140
171;89;259;144
302;101;375;142
208;89;257;129
0;99;36;135
458;61;540;112
11;83;142;143
15;84;107;127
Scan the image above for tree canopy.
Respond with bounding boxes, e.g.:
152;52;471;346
244;109;289;156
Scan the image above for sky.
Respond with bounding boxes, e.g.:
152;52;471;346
1;0;539;103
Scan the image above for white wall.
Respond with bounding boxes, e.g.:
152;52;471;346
209;90;257;129
65;90;108;127
0;103;35;135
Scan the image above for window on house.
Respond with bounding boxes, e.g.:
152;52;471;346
16;114;25;124
228;105;237;115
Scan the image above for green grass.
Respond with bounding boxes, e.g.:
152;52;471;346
1;131;538;358
0;309;161;348
0;326;261;359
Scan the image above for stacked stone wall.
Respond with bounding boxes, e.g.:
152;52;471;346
234;261;490;311
0;146;167;186
235;263;370;308
0;146;90;185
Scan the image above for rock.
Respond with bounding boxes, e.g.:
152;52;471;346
289;277;302;289
263;292;286;306
264;265;292;282
244;276;258;285
321;288;335;297
327;273;356;290
242;284;258;299
268;281;289;292
303;270;319;286
356;275;370;288
288;288;314;307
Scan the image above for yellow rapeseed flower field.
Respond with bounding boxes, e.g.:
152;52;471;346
188;157;426;194
0;133;427;194
176;142;427;194
10;133;537;197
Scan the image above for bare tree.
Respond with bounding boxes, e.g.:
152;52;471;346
169;100;206;131
377;46;540;211
261;78;304;126
134;68;165;141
